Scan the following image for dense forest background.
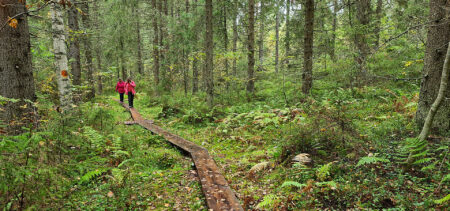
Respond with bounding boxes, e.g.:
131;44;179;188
0;0;449;210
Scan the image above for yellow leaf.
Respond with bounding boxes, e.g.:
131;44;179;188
8;17;18;29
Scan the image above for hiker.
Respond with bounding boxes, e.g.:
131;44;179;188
115;78;126;102
125;78;136;108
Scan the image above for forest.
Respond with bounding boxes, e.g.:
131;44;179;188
0;0;449;210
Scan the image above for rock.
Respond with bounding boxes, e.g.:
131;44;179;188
249;161;270;175
292;153;312;165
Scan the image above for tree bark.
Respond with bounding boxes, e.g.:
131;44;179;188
0;0;36;134
68;1;82;86
257;1;264;71
302;0;314;94
120;37;127;80
192;0;199;94
232;0;238;77
223;1;229;89
419;42;450;141
275;2;280;73
51;1;73;111
93;0;102;94
247;0;255;94
416;0;450;135
285;0;290;66
330;0;338;61
152;0;160;91
81;2;95;99
135;5;143;75
205;0;214;107
354;0;371;77
374;0;383;48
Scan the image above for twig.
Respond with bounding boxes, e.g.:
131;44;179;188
0;1;50;32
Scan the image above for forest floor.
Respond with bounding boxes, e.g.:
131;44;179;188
99;77;447;209
1;75;448;210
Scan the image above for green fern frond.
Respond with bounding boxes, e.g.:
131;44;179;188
79;168;108;185
256;194;278;209
434;194;450;204
413;157;433;165
357;156;390;167
281;181;306;189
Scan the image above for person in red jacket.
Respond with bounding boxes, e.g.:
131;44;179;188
125;78;136;108
115;78;126;102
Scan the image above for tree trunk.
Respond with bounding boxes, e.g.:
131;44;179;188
419;42;450;141
205;0;214;107
152;0;160;91
68;1;82;86
257;1;264;71
120;37;127;79
275;3;280;73
51;1;73;111
223;1;229;89
302;0;314;94
374;0;383;48
135;5;143;75
93;0;102;94
247;0;255;94
192;0;199;94
285;0;291;66
416;0;450;135
96;48;103;94
330;0;338;61
354;0;371;77
81;2;95;99
184;0;190;96
232;0;238;77
0;0;36;134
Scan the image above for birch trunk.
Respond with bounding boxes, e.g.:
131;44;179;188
51;2;73;110
416;0;450;134
418;42;450;141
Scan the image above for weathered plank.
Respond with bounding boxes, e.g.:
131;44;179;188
115;100;243;211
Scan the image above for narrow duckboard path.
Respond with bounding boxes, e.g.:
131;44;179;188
115;100;243;211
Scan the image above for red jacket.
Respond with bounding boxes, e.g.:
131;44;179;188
115;81;126;93
125;81;136;95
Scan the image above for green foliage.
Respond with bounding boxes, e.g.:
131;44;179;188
357;156;390;167
79;168;108;185
434;194;450;204
256;194;279;209
281;181;306;189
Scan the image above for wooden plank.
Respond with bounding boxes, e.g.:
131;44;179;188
115;100;243;211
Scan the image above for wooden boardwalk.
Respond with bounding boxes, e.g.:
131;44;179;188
115;100;243;211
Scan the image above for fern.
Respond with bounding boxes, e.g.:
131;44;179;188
82;126;105;153
281;181;306;189
256;194;278;209
79;168;108;185
357;156;390;166
401;138;431;168
434;194;450;204
316;162;333;181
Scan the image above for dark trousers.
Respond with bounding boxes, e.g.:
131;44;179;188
119;93;124;102
128;92;134;107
